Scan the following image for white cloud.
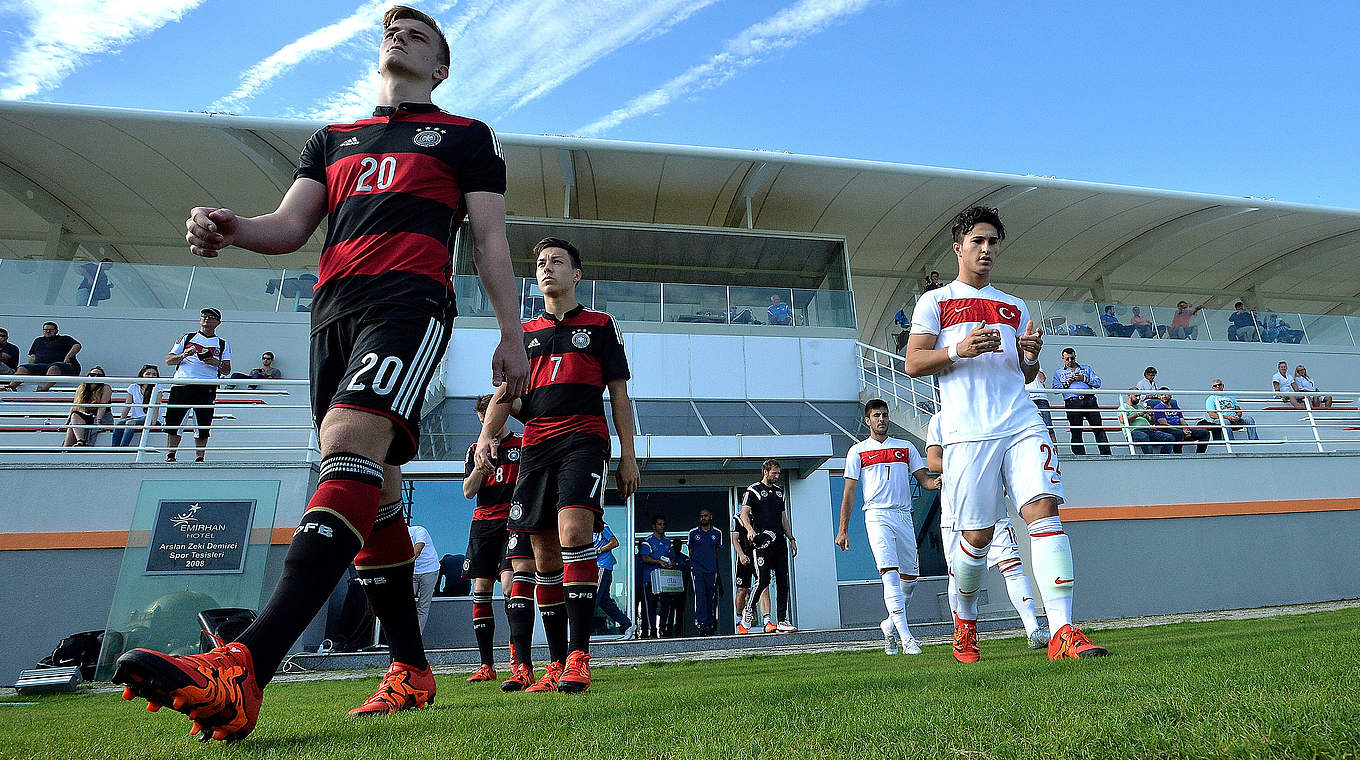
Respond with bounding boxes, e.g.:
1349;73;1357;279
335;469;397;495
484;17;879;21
577;0;880;136
300;0;716;123
0;0;204;100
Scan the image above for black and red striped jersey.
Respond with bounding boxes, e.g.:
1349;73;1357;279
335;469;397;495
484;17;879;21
294;102;506;328
463;433;522;521
518;305;629;464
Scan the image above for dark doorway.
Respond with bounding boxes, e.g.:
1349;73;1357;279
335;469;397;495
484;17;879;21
632;489;732;637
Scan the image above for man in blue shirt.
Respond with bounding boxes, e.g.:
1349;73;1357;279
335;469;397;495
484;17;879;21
1052;348;1112;456
1205;379;1260;441
768;294;793;326
687;509;724;636
637;515;676;638
1148;388;1211;454
592;523;635;638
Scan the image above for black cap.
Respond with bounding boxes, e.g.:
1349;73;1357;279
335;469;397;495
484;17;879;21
201;307;222;321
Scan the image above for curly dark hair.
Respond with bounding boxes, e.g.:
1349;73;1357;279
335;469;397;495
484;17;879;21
951;206;1006;243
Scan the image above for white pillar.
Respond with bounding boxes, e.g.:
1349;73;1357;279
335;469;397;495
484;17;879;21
787;468;841;630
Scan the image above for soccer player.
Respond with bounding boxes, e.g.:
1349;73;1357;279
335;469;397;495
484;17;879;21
739;460;798;633
112;6;530;742
926;413;1049;650
905;206;1107;663
475;237;640;692
731;513;768;634
836;399;939;655
462;394;525;685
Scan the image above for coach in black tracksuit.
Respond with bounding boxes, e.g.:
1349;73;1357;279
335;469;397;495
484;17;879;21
739;459;798;631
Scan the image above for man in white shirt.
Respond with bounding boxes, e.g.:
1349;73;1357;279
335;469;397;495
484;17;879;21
836;399;939;655
1271;361;1304;408
163;307;231;463
905;206;1108;663
407;524;439;633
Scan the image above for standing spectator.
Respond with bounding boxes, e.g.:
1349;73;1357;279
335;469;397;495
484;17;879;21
1134;366;1159;403
740;460;798;633
1206;379;1260;441
892;307;912;352
1292;365;1332;409
922;270;944;292
767;294;793;326
1228;302;1260;342
0;327;19;376
112;365;164;448
1129;307;1162;338
164;308;231;463
637;515;676;638
687;509;723;636
1272;361;1304;408
1052;348;1111;455
64;366;112;448
1100;305;1135;337
1119;390;1173;454
1149;389;1211;454
6;321;81;391
1168;300;1206;340
229;351;281;390
76;258;115;307
407;524;439;633
1026;368;1057;442
592;522;635;638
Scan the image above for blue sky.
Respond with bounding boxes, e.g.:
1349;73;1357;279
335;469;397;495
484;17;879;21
2;0;1357;207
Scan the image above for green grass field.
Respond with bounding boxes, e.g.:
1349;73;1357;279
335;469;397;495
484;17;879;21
3;608;1358;760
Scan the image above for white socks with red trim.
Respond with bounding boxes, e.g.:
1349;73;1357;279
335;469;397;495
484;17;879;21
1000;562;1040;636
1027;515;1074;631
880;569;914;642
950;537;988;620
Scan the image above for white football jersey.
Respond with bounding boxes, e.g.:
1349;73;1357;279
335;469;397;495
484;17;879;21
911;281;1044;444
926;414;942;448
845;436;923;511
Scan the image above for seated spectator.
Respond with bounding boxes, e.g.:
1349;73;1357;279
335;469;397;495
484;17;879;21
1129;307;1164;338
64;366;112;448
229;351;281;390
1205;379;1260;441
1227;302;1260;342
1134;366;1158;403
1271;360;1304;408
1026;368;1057;443
0;326;20;377
6;321;82;391
1119;390;1173;454
1263;314;1304;344
767;294;793;326
1100;305;1135;337
1168;300;1206;340
1148;389;1211;454
1291;365;1332;409
726;306;755;324
112;365;164;448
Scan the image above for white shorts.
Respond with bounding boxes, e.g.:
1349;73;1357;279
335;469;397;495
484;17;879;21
942;516;1023;571
864;508;918;576
942;427;1064;531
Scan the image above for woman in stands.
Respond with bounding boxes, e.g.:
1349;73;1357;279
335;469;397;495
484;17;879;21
63;366;111;447
1291;365;1332;409
112;365;163;447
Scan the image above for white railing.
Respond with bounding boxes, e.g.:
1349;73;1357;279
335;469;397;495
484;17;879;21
0;374;316;463
856;342;939;418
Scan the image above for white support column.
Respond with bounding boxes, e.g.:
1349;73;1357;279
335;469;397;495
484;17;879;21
787;468;841;631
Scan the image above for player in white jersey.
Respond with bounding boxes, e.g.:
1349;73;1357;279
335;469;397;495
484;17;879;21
836;399;939;655
906;205;1107;663
926;414;1048;650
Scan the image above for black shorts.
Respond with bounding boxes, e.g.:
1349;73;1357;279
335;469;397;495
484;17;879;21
164;384;217;437
734;553;754;589
463;518;513;578
20;361;79;376
507;440;608;534
310;301;454;466
502;529;533;562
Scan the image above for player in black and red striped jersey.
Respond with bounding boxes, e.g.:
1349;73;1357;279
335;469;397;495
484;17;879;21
460;393;532;688
113;6;530;743
476;237;640;693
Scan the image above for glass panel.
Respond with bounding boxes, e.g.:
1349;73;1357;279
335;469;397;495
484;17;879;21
1202;307;1263;343
753;401;836;436
416;396;517;462
594;280;660;323
1297;313;1350;346
408;479;474;597
661;283;728;324
597;495;631;636
692;401;774;435
103;262;196;310
635;400;705;436
728;286;792;326
521;278;544;320
451;274;496;318
1149;304;1207;341
187;267;290;313
1034;300;1100;338
1095;303;1161;338
829;475;878;582
0;259;83;307
793;288;855;328
1347;316;1360;345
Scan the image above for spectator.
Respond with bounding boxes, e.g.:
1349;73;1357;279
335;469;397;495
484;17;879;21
592;522;635;638
767;294;793;326
63;366;112;448
1129;307;1163;338
1100;305;1135;337
687;509;723;636
1205;379;1260;441
1168;300;1206;340
1052;348;1112;456
112;365;164;448
1291;365;1332;409
1148;389;1212;454
922;270;944;292
228;351;281;390
407;524;439;633
76;258;115;307
6;321;82;391
637;515;676;639
1134;366;1159;403
893;307;911;352
0;327;19;377
1272;360;1304;408
1228;302;1260;342
1263;314;1304;344
1026;368;1057;443
163;308;231;463
1119;389;1173;454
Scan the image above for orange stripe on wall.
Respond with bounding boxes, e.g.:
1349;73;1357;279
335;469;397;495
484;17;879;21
1060;497;1360;522
0;528;299;550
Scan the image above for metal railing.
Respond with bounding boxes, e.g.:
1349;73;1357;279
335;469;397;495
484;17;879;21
0;374;316;462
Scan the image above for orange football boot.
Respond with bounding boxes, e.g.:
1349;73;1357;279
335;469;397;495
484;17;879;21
348;661;436;716
114;642;262;743
1047;624;1109;660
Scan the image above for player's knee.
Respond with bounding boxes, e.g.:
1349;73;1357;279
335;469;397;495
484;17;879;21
1020;497;1059;521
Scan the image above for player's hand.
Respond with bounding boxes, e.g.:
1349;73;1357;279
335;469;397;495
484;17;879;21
789;537;798;557
616;454;640;499
835;530;850;551
957;323;1002;358
925;475;942;490
1018;320;1044;361
475;458;495;477
491;337;530;400
186;207;238;258
474;435;499;472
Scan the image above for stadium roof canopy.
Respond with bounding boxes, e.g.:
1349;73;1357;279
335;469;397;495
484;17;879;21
2;100;1359;345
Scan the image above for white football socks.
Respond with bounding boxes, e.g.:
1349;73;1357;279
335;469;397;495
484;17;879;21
950;537;988;620
1000;562;1040;635
1027;515;1074;631
880;570;913;641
